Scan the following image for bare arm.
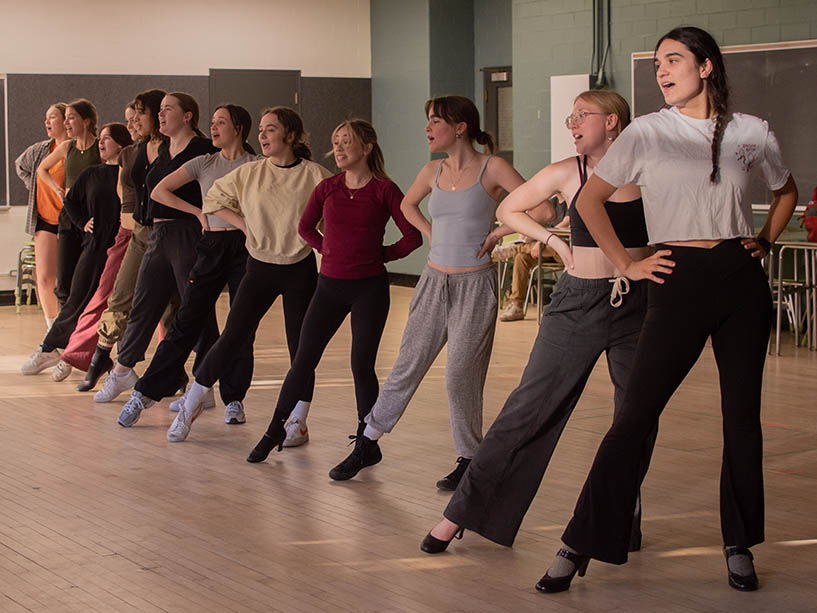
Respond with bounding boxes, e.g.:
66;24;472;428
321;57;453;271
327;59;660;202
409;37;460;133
742;174;798;257
214;209;246;234
479;156;551;257
36;141;70;198
496;161;573;268
575;174;672;282
399;162;436;239
151;166;208;230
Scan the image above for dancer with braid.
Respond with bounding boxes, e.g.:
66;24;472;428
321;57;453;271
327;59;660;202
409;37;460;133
538;26;797;594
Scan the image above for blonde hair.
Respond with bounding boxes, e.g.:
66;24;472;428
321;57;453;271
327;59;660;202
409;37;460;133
329;119;388;180
574;90;631;137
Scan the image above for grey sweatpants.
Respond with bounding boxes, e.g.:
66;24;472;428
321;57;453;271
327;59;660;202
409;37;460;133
365;265;498;457
444;273;657;547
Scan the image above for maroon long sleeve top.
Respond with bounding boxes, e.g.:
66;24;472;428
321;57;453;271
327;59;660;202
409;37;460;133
298;173;423;279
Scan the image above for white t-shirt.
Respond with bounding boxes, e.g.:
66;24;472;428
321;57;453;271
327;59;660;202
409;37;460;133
594;106;790;244
184;151;262;228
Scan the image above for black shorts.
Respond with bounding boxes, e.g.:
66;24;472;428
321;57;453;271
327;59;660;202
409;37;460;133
35;217;59;234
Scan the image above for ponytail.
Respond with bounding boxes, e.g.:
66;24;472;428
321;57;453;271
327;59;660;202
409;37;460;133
476;130;495;155
424;95;494;153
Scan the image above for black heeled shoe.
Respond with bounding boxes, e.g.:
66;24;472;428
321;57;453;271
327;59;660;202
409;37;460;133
246;423;286;463
535;548;590;593
76;354;113;392
724;546;758;591
420;527;464;554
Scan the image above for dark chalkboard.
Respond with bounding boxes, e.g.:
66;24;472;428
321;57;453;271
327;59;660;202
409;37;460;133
5;74;209;206
1;77;6;206
301;77;372;170
632;41;817;205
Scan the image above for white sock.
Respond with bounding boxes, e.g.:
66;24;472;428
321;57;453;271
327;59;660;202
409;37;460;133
290;400;310;421
45;315;56;330
184;381;210;413
363;424;383;440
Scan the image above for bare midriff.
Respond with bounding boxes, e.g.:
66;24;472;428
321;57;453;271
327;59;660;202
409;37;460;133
427;261;494;274
570;245;654;279
663;239;724;248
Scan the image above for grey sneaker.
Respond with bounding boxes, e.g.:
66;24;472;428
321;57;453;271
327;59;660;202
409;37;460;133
21;347;61;375
282;416;309;447
169;385;216;412
117;391;155;427
167;403;204;442
94;369;138;403
224;401;246;424
51;359;73;382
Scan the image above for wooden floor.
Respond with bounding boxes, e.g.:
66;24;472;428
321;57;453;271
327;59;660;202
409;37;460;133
1;288;816;612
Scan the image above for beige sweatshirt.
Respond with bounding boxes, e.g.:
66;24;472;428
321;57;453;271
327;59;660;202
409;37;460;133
203;158;333;264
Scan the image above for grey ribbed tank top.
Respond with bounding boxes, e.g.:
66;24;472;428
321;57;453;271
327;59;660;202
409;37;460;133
428;155;497;267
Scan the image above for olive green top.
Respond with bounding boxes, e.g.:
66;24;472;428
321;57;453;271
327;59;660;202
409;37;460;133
64;138;101;189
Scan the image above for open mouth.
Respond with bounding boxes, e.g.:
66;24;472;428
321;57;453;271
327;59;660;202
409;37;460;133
661;81;675;91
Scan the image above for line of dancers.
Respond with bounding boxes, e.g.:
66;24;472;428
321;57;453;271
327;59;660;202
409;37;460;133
15;25;798;594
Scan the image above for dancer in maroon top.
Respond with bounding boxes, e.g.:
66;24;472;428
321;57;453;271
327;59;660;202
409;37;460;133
248;118;422;459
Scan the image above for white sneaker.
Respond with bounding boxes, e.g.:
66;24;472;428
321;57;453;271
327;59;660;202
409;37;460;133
169;385;216;412
224;401;246;424
51;359;73;382
282;416;309;448
94;369;138;403
167;403;204;442
500;302;525;322
117;391;155;427
21;347;61;375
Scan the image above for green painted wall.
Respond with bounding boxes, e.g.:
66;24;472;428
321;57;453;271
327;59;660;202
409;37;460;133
512;0;817;178
474;0;513;118
372;0;432;274
373;0;481;275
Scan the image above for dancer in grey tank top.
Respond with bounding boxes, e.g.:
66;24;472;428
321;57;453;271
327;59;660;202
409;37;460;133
329;95;531;488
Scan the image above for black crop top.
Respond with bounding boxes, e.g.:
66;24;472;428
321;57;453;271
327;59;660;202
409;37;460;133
144;136;218;221
568;156;648;248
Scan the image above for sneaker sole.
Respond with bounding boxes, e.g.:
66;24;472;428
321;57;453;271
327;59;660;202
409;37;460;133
225;416;246;425
117;414;140;428
51;367;73;382
21;360;61;375
282;434;308;447
329;453;382;481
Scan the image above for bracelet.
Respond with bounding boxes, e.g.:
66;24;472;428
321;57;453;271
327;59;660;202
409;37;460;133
544;233;554;248
756;236;772;252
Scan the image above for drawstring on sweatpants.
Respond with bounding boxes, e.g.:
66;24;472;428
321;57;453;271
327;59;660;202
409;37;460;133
608;276;630;308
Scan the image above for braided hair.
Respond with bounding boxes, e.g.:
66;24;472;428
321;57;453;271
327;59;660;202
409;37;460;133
656;27;729;183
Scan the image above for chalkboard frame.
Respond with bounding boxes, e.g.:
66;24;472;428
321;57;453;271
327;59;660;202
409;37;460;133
631;39;817;206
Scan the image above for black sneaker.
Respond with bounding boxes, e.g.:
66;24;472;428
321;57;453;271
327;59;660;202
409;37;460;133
328;434;382;481
436;457;471;491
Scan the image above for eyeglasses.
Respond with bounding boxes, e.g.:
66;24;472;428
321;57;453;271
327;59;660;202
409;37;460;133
565;111;604;129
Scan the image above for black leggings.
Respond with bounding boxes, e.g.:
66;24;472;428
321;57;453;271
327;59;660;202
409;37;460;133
116;219;219;370
135;230;251;403
562;239;773;564
43;233;114;349
55;207;83;306
267;272;391;430
194;253;318;404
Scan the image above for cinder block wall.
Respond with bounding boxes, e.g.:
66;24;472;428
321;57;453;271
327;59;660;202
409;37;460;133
512;0;817;177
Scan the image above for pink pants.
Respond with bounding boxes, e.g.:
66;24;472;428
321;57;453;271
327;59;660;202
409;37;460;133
62;227;131;371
